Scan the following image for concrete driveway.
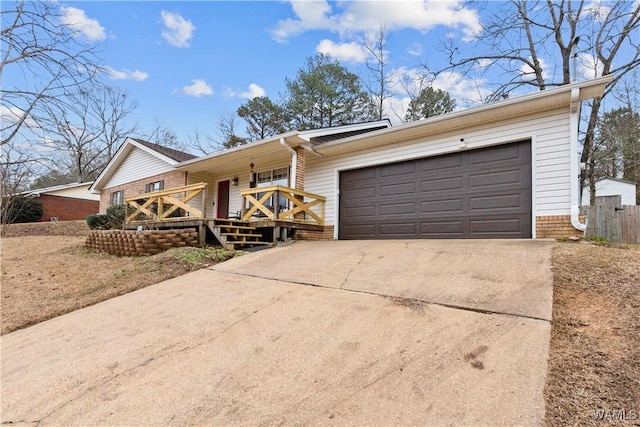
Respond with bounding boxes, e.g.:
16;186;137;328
1;239;554;426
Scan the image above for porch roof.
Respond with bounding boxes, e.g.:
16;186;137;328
177;120;392;174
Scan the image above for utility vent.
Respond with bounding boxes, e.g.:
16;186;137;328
50;217;58;222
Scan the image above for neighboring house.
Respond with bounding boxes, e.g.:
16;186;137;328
581;178;637;206
91;76;612;242
91;138;197;213
24;182;100;222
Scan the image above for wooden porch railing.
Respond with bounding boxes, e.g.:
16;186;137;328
125;182;207;224
241;185;326;225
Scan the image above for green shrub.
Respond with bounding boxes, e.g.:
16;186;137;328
86;214;109;230
106;204;129;229
2;196;43;223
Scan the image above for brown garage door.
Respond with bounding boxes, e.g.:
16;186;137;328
339;140;532;239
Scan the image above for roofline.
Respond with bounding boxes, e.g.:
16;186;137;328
90;137;183;193
314;76;614;151
177;120;395;170
24;181;94;196
596;177;638;186
177;130;300;169
296;119;392;141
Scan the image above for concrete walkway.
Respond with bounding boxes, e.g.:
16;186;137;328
1;239;554;426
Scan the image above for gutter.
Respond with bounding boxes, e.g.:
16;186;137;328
569;87;586;233
280;137;297;188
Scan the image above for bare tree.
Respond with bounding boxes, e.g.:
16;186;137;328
184;130;217;156
92;86;138;161
217;113;248;150
1;1;101;146
141;119;183;150
0;141;39;227
438;0;640;202
38;85;137;182
363;25;393;120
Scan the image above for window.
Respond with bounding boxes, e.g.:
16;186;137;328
257;167;288;188
145;180;164;193
110;190;123;206
256;167;289;212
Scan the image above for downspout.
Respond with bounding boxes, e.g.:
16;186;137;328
280;137;297;188
569;87;586;233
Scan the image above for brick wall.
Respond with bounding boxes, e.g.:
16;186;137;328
99;171;187;213
295;226;335;241
536;215;584;239
294;146;306;190
38;194;99;222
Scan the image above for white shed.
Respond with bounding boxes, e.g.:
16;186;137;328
581;178;637;206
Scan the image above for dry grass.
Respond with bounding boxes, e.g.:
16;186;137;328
1;223;234;335
545;242;640;426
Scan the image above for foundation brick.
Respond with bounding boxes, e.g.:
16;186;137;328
295;226;335;241
536;215;585;239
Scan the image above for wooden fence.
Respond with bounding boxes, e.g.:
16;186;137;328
583;205;640;244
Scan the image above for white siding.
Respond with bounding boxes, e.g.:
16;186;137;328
105;147;176;188
305;108;573;229
46;184;100;200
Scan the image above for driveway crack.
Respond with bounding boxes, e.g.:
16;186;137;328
340;251;366;289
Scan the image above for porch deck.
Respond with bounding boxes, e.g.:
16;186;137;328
124;183;326;250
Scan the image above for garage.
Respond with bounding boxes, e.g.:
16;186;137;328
338;140;532;239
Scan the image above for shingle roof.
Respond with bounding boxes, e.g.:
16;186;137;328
132;138;197;162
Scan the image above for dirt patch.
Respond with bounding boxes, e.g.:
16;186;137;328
1;234;234;335
545;242;640;426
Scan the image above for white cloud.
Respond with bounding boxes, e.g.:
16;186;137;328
432;72;489;107
271;1;481;43
180;79;213;97
271;1;336;42
520;57;551;81
240;83;266;99
104;66;149;82
584;0;612;22
407;43;422;57
161;11;196;48
60;6;106;41
316;39;367;63
0;105;40;129
578;52;603;79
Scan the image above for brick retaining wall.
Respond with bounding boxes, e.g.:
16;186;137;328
85;228;199;256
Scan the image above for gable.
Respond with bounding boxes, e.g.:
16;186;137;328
104;146;177;189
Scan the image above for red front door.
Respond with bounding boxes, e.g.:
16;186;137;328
216;180;230;218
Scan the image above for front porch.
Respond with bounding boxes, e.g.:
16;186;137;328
124;183;327;250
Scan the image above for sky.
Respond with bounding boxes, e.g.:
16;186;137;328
9;0;622;146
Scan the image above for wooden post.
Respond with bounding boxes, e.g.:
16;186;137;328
241;194;247;221
274;189;280;220
198;222;206;247
201;187;206;218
